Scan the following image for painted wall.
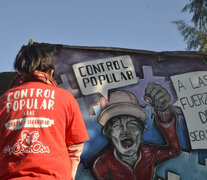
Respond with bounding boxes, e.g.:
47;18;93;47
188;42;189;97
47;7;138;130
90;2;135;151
1;45;207;180
53;47;207;180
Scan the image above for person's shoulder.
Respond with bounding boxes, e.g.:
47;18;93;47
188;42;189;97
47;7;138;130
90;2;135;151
93;145;114;162
0;88;14;108
52;86;79;106
141;142;161;155
0;93;5;104
0;87;14;98
54;86;74;97
24;81;75;99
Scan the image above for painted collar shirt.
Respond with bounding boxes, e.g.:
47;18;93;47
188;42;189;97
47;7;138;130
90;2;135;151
91;107;181;180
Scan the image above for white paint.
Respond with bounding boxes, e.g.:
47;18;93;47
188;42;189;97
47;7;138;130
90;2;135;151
171;71;207;149
73;55;138;99
167;171;180;180
5;117;54;130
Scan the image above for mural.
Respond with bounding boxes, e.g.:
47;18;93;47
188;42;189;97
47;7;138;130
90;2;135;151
1;44;207;179
52;47;207;180
91;85;181;180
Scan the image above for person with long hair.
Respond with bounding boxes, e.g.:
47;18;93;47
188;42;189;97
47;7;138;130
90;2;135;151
0;40;89;180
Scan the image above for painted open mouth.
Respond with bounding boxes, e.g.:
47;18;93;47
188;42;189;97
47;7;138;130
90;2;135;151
121;137;134;148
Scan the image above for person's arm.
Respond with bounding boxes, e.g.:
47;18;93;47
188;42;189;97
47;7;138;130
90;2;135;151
68;143;84;180
65;93;89;179
153;106;181;164
144;82;181;164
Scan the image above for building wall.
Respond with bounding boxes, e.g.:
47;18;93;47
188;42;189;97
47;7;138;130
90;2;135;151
1;46;207;180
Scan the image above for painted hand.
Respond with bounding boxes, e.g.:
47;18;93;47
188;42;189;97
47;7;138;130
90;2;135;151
144;82;171;110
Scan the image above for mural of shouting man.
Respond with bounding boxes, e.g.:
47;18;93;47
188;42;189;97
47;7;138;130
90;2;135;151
91;82;181;180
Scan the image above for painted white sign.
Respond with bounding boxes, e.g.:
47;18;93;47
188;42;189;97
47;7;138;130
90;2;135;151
73;55;138;99
170;71;207;149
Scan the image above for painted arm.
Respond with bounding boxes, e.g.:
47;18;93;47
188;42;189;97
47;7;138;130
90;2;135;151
153;106;181;164
144;82;181;164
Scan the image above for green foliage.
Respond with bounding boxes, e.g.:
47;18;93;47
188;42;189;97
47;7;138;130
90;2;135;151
173;0;207;51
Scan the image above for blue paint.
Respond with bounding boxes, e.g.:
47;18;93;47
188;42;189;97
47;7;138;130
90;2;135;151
198;150;207;166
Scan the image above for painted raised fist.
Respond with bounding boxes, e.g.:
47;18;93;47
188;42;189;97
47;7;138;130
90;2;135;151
144;82;171;110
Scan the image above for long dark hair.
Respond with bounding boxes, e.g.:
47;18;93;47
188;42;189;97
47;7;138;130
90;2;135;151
14;41;54;74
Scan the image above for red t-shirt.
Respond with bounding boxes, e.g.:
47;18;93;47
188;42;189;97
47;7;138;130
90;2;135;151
0;81;89;180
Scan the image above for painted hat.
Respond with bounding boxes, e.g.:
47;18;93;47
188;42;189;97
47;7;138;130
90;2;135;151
98;90;147;126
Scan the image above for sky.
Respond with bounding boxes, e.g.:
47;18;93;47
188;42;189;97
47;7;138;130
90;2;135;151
0;0;191;73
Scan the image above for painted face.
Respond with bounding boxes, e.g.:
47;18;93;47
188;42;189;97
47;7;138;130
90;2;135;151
109;115;143;156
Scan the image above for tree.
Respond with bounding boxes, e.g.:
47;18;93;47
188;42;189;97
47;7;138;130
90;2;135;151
173;0;207;51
